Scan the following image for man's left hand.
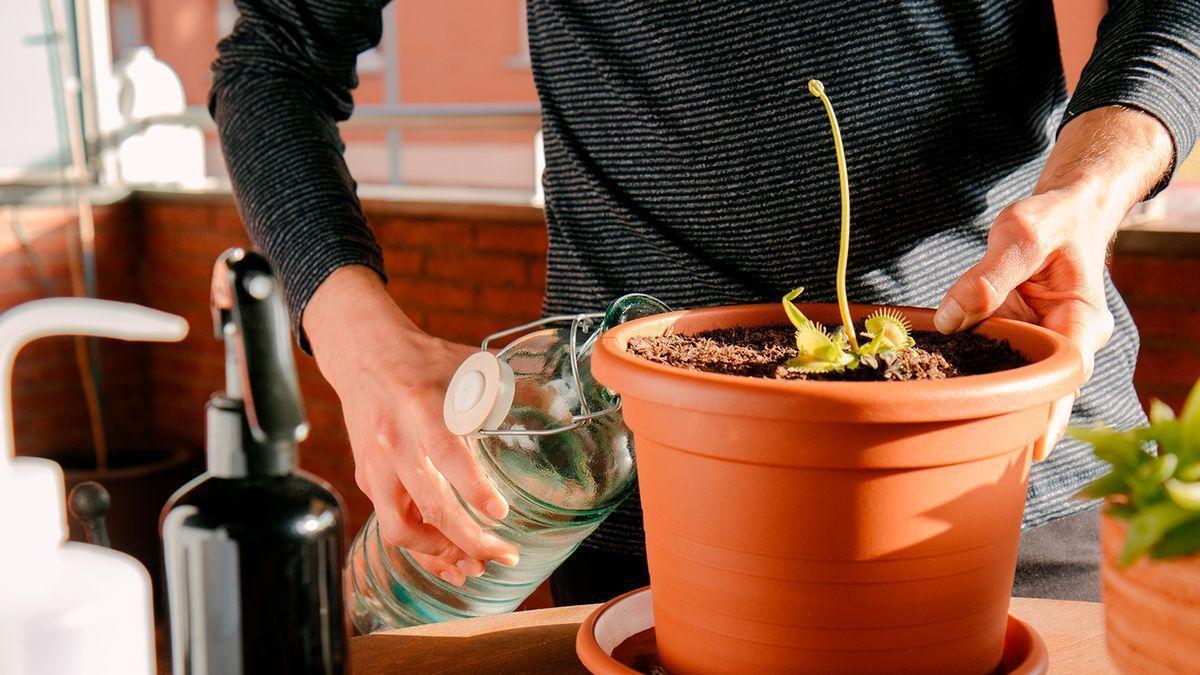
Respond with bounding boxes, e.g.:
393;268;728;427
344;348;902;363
935;106;1174;461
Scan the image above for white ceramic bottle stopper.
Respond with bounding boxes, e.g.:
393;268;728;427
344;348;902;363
0;298;187;675
443;351;516;436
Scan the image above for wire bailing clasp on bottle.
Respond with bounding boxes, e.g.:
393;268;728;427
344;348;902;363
443;294;669;440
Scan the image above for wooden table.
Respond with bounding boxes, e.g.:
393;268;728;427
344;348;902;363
350;597;1115;674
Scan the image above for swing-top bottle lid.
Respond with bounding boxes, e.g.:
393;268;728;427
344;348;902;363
444;351;516;436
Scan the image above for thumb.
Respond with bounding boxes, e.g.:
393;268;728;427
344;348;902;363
936;213;1046;333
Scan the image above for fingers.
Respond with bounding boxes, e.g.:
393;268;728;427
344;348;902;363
357;463;469;563
408;550;489;587
1039;301;1114;381
993;290;1038;323
421;411;509;521
1031;302;1110;462
1034;393;1076;461
936;207;1049;333
395;449;520;566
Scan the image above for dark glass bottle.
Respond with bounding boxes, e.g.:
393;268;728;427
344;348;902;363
162;469;344;674
162;249;346;674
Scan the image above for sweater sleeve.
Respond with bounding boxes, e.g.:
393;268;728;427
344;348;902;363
1062;0;1200;197
210;0;388;351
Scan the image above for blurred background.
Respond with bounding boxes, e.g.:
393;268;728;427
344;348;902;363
1;0;1199;633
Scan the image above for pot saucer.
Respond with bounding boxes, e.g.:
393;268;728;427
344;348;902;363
576;587;1049;674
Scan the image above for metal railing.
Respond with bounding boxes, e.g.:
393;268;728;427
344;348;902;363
143;103;545;197
142;103;542;133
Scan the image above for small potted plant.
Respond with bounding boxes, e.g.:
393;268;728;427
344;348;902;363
1074;379;1200;675
592;80;1084;674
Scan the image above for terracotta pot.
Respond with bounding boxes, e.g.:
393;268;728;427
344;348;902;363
592;303;1083;674
1101;513;1200;674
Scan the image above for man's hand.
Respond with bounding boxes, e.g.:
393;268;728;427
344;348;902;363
304;266;518;586
936;107;1173;461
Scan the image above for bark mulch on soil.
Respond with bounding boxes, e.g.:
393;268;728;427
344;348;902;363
626;324;1029;381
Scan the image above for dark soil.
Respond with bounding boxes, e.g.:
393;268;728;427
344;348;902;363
626;324;1028;381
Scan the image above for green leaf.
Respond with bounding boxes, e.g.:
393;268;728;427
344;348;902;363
863;309;914;349
1166;478;1200;511
1106;502;1137;520
1149;398;1175;424
1128;454;1176;504
782;287;811;331
1150;517;1200;559
1182;378;1200;459
1179;462;1200;482
1137;453;1179;484
1144;419;1186;463
1076;471;1129;500
787;322;858;373
1119;501;1198;566
1070;426;1146;470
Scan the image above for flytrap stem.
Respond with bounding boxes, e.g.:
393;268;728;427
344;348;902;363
807;79;858;351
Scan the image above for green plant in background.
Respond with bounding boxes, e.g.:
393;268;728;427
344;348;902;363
1075;377;1200;566
781;80;916;373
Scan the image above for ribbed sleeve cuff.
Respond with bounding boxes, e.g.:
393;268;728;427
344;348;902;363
1060;8;1200;200
1063;93;1194;200
273;236;387;354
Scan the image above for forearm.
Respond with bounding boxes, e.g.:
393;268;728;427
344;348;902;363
302;266;423;381
1036;106;1174;238
1064;0;1200;194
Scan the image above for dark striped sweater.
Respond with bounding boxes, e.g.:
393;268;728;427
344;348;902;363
211;0;1200;555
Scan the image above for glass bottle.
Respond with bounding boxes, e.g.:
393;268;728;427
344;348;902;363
345;294;669;632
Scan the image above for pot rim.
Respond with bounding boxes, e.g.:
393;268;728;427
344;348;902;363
594;302;1085;423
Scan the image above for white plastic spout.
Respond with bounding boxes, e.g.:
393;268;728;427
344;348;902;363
0;299;186;675
0;298;189;469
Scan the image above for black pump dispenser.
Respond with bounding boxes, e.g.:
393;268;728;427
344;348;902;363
206;247;307;477
161;248;346;675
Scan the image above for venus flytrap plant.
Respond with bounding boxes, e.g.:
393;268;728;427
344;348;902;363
781;80;917;374
1075;377;1200;565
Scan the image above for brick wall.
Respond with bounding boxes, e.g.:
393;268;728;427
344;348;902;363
1110;230;1200;412
4;193;1199;538
2;201;152;464
135;195;547;530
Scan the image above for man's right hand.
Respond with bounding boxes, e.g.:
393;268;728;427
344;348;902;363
303;266;519;586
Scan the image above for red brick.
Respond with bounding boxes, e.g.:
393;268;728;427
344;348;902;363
140;201;212;229
304;402;348;437
382;248;424;277
143;224;247;261
527;258;547;284
374;218;473;248
1111;257;1200;300
474;222;547;254
211;206;247;234
426;311;514;343
478;286;544;319
1128;304;1200;341
389;278;476;311
1136;390;1189;414
425;252;527;285
1134;346;1200;388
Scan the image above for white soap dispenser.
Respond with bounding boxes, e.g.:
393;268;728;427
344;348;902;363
0;298;188;675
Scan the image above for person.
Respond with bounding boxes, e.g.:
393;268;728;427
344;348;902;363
209;1;1200;603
